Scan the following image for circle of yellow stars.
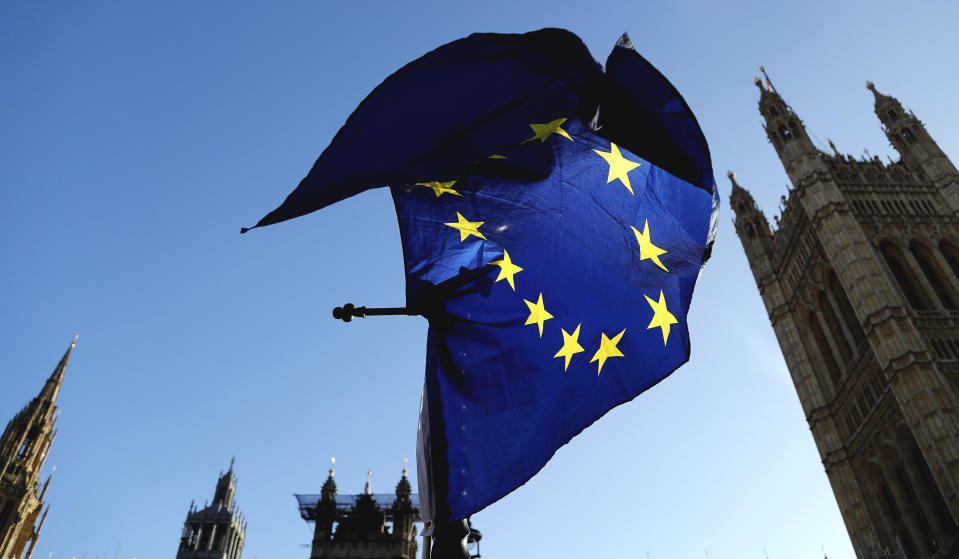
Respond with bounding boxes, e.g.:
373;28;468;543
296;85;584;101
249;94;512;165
423;116;679;375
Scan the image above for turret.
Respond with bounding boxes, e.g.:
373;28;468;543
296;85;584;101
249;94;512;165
756;68;818;173
729;171;780;290
868;81;959;215
392;460;414;541
313;458;338;543
212;457;237;510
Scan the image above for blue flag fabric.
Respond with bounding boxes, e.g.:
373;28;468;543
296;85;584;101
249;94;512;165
245;29;718;524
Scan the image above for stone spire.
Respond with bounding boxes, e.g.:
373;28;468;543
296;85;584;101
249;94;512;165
754;68;819;173
212;457;237;510
395;458;412;502
35;334;76;414
0;338;75;559
321;457;337;502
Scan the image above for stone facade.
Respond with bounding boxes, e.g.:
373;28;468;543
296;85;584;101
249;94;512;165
296;462;420;559
176;459;246;559
0;339;73;559
732;77;959;558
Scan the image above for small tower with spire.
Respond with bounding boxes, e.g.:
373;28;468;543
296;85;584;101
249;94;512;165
729;170;776;278
867;80;959;215
311;458;338;547
755;68;818;175
0;337;75;559
176;459;245;559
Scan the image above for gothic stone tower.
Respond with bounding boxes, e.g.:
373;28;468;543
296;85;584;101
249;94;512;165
0;338;73;559
296;462;420;559
176;459;246;559
732;76;959;558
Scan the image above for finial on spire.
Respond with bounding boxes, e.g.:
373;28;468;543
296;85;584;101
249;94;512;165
71;333;78;348
402;457;409;477
365;470;373;495
329;456;335;477
866;80;875;91
727;170;735;179
229;456;235;473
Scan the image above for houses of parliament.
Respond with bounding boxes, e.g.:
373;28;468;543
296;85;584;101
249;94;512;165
733;76;959;557
6;74;959;559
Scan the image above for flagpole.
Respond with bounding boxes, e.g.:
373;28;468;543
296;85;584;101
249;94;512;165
428;519;471;559
331;303;417;322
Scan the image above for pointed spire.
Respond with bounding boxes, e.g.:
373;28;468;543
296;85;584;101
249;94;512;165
364;470;373;495
229;456;235;474
321;457;337;501
402;457;408;478
39;336;76;406
395;459;412;501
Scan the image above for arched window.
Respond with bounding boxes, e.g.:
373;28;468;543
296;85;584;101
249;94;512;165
880;240;934;310
779;124;791;141
867;459;918;557
828;270;866;348
887;109;899;120
938;239;959;280
910;240;959;309
898;425;959;542
882;444;938;555
789;120;803;139
902;127;917;144
819;291;852;362
808;310;842;387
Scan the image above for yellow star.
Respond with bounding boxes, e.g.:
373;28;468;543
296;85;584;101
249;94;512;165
488;154;507;159
489;250;523;291
553;324;585;371
631;219;668;272
645;290;678;346
416;180;461;198
523;293;554;337
589;329;625;375
593;142;641;195
445;212;486;242
523;118;573;143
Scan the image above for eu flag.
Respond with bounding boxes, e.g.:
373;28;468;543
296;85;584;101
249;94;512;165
245;29;718;525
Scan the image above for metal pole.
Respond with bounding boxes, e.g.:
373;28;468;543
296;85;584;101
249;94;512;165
331;303;416;322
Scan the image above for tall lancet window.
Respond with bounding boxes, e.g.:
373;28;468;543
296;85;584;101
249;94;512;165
910;241;959;310
938;240;959;281
880;240;933;310
808;310;842;387
818;291;852;363
828;270;866;348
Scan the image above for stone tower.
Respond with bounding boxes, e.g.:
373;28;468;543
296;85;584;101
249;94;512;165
176;459;246;559
296;461;421;559
732;74;959;558
0;337;74;559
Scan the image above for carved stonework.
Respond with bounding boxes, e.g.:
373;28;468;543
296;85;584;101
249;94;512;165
0;341;72;559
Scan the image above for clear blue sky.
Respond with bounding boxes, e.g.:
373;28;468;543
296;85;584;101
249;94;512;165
2;1;957;558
